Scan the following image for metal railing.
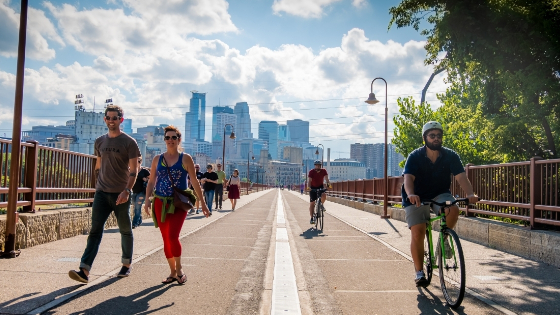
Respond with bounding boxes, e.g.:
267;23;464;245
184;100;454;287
330;157;560;228
0;139;96;211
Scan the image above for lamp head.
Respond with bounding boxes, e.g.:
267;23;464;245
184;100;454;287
365;92;380;105
229;131;236;139
315;149;319;155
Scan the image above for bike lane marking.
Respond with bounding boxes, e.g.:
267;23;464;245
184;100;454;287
271;192;302;315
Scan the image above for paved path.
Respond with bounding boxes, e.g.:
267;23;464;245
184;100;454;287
286;190;560;315
1;189;558;314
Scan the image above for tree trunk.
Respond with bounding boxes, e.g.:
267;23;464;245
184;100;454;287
541;116;557;158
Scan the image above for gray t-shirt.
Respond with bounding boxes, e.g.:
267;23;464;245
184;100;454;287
94;133;141;193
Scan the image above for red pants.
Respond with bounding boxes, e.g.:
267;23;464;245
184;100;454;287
154;198;188;259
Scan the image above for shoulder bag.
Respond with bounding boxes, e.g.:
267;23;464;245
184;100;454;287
226;175;233;192
162;155;196;211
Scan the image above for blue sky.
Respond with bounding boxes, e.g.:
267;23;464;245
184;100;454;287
0;0;446;158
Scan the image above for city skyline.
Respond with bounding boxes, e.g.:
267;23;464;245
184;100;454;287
0;0;448;158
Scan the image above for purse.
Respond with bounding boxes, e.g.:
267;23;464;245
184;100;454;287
162;156;196;212
226;175;233;192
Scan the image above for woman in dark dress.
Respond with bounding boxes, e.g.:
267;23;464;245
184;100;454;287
226;169;240;210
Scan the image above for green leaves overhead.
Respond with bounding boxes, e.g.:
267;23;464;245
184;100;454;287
390;0;560;161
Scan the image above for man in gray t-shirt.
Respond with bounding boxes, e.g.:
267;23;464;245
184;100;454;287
69;105;140;284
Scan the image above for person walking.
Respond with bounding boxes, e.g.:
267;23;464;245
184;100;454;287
187;164;204;214
201;164;219;214
131;156;150;228
68;105;140;284
144;125;209;285
300;182;305;195
226;169;240;211
214;163;226;210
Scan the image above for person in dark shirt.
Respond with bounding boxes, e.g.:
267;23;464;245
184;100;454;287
131;156;150;228
402;121;478;288
307;160;330;225
201;164;219;214
187;164;204;214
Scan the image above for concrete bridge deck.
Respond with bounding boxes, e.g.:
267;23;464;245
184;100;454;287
0;189;558;315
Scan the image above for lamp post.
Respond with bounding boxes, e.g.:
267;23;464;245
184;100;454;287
247;151;254;195
222;124;235;170
315;144;324;165
365;77;389;219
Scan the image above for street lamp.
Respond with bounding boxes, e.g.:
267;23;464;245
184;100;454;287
222;124;235;170
247;150;254;195
315;144;324;165
365;77;389;219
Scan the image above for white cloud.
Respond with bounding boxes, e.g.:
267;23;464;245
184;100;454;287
272;0;363;18
44;0;237;57
0;0;63;61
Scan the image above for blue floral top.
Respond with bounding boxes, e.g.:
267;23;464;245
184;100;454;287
154;153;189;197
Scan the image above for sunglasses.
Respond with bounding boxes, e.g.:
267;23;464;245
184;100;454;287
427;133;443;139
105;115;121;121
164;135;179;140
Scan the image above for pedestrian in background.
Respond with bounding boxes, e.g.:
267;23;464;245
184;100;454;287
69;105;140;284
215;163;226;210
226;169;241;211
300;182;305;195
131;156;150;228
201;164;219;214
187;164;204;214
144;125;209;285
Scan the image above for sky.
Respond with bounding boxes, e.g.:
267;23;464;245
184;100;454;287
0;0;448;159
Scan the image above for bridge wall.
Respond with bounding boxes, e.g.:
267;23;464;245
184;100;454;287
326;195;560;268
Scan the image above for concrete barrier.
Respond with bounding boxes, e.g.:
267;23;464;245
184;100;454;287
0;206;152;250
327;195;560;268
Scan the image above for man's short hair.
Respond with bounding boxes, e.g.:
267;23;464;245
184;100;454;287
105;105;123;117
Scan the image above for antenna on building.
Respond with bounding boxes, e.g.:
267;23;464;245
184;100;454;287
105;98;113;109
92;96;95;112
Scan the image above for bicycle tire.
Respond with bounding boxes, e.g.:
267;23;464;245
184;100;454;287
315;200;323;231
318;202;324;231
438;228;465;308
424;228;433;285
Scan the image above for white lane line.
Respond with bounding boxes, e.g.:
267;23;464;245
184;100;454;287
271;193;301;315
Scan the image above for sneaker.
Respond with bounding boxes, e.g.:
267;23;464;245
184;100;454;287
196;209;200;214
310;217;315;225
444;238;453;259
69;269;88;283
188;209;195;214
415;271;429;288
132;225;137;229
117;266;131;278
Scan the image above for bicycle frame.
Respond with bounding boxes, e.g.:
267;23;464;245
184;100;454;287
425;212;457;269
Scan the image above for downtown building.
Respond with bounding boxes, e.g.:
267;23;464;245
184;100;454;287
350;143;404;178
328;159;367;181
211;106;237;161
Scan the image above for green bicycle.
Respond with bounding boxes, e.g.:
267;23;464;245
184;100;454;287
422;197;477;309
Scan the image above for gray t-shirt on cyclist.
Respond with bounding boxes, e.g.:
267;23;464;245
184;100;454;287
94;133;141;193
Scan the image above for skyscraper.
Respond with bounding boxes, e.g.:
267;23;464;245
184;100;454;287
234;102;252;139
287;119;309;143
185;91;206;142
259;121;279;159
211;106;237;160
278;124;290;141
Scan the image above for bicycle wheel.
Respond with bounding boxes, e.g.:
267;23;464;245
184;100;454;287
423;228;433;285
315;200;323;231
438;228;465;308
317;202;324;231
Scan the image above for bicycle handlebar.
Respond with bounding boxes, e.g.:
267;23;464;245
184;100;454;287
421;197;481;207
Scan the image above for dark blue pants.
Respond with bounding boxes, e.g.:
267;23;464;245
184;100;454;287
80;191;133;271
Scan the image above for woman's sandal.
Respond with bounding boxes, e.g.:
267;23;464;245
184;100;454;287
176;274;187;285
162;276;176;284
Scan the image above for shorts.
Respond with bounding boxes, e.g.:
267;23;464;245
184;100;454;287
309;186;324;202
404;193;455;228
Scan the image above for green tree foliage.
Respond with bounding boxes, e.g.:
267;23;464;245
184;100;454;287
393;96;498;167
389;0;560;160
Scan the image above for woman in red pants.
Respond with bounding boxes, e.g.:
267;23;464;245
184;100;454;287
144;125;209;284
226;169;241;210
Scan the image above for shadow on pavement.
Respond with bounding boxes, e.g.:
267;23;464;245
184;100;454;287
300;227;327;239
44;282;174;315
0;286;81;314
417;287;466;315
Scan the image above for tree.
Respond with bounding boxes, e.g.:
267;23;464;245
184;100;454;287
393;96;499;166
389;0;560;160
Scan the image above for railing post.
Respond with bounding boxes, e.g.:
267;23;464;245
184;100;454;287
22;141;38;212
89;156;97;206
529;156;543;229
464;163;475;217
